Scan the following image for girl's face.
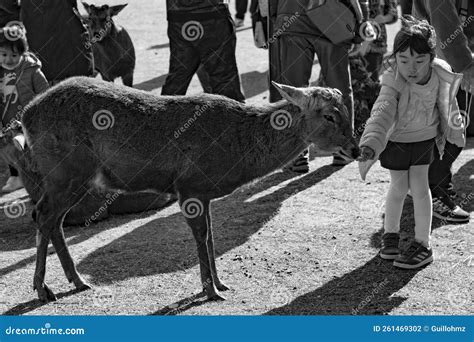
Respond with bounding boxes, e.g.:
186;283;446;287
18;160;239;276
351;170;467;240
396;48;432;85
0;46;23;70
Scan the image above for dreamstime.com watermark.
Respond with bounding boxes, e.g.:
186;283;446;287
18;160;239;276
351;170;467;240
439;15;474;50
4;323;85;336
3;200;27;219
92;109;115;130
84;192;120;227
267;12;300;45
181;21;204;41
270;109;293;130
352;278;389;315
180;198;204;219
174;104;210;139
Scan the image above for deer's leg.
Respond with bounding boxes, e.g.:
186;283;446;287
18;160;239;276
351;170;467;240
206;204;229;291
50;223;91;291
33;183;90;302
33;193;59;302
180;196;225;301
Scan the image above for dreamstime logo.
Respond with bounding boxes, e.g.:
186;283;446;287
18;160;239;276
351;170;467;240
359;21;381;42
270;110;292;130
2;21;26;41
180;198;204;219
92;287;115;307
92;109;115;130
448;109;469;130
4;201;27;219
447;287;471;308
181;21;204;41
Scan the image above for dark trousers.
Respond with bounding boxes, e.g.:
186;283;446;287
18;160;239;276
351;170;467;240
428;88;467;202
162;16;245;102
9;165;18;177
364;52;384;82
235;0;248;20
276;35;354;128
399;0;413;15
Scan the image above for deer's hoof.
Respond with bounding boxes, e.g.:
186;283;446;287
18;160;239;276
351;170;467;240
206;289;226;301
76;282;92;292
35;283;57;302
216;282;230;291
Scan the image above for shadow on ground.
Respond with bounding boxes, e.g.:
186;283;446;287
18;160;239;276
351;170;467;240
77;164;344;285
264;256;420;315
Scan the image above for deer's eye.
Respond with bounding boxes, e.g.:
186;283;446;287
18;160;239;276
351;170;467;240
324;114;336;124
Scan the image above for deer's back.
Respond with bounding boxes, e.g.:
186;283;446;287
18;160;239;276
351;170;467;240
21;77;264;197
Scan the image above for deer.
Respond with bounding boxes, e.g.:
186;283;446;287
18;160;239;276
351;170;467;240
21;76;360;302
82;2;135;87
0;125;176;226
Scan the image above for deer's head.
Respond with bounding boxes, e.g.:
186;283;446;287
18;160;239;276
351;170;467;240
273;82;360;160
82;2;127;40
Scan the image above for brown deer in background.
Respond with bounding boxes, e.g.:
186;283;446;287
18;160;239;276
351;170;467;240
82;2;135;86
22;77;359;302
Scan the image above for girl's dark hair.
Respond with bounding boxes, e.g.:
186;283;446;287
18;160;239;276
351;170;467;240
383;15;436;70
0;25;29;54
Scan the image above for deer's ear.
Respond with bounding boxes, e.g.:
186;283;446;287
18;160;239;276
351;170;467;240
82;2;90;13
110;4;127;16
271;81;308;108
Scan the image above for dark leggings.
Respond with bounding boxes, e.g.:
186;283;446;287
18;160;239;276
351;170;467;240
9;165;18;177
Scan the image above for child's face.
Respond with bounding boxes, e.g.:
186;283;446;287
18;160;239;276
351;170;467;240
0;46;22;70
396;48;432;85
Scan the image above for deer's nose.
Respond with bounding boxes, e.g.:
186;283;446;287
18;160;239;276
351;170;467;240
351;146;360;159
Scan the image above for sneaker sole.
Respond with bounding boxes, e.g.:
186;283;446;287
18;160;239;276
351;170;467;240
393;255;434;269
380;252;399;260
433;212;470;223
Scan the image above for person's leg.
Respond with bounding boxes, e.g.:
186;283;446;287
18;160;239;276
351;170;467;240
399;0;413;15
200;17;245;102
9;165;18;177
394;165;434;269
313;39;354;127
384;170;409;234
161;22;201;96
380;169;408;259
313;38;353;165
408;165;432;247
429;89;469;223
364;52;383;81
277;35;314;173
235;0;248;20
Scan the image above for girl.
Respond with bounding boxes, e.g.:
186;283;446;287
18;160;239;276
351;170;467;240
0;23;48;192
358;16;466;269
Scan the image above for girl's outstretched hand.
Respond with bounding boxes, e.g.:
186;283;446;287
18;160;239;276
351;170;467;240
358;146;375;161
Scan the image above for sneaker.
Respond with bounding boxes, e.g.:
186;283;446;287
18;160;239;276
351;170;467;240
234;18;244;27
1;176;23;192
379;233;400;260
284;152;309;174
432;197;470;224
332;154;351;166
393;240;433;269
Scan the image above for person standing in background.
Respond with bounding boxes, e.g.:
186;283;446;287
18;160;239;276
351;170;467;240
413;0;472;224
162;0;245;102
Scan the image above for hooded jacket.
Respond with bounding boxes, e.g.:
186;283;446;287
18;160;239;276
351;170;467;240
0;52;48;126
358;58;466;180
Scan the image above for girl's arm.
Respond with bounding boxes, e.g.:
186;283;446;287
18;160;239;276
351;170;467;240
32;69;49;94
359;72;399;157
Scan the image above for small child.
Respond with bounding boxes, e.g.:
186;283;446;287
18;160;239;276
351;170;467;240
0;23;48;192
358;16;466;269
